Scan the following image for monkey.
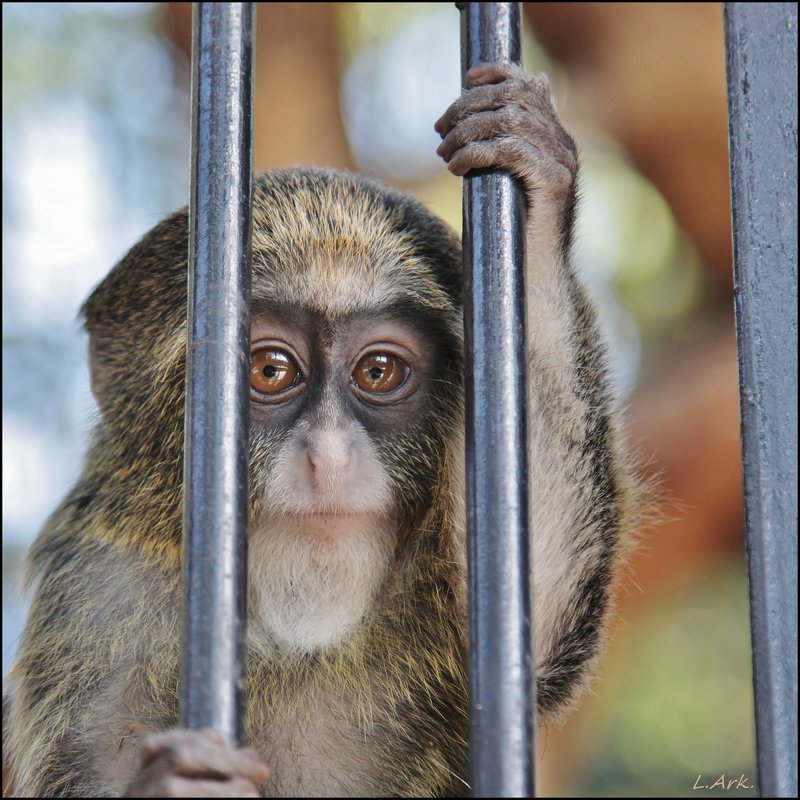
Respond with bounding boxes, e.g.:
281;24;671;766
3;62;639;797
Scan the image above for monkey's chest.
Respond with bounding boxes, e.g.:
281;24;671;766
245;683;465;798
250;710;377;798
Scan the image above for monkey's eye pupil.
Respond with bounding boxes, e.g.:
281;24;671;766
251;348;301;397
353;353;407;395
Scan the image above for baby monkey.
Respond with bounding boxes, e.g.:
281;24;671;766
4;64;637;797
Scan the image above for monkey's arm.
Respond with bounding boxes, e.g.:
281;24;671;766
4;536;268;798
436;63;637;718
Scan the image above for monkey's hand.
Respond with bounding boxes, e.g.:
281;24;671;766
437;63;634;721
123;728;269;798
435;62;577;242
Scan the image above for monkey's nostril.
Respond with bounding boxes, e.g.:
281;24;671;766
306;443;353;476
306;451;317;474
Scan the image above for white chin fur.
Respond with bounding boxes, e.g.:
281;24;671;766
248;517;394;654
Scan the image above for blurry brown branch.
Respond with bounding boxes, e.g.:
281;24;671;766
164;2;354;170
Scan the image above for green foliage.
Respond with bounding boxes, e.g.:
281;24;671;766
577;562;757;797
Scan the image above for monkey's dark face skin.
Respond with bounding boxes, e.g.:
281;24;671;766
247;304;462;518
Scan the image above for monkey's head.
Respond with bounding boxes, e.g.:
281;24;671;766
80;168;465;654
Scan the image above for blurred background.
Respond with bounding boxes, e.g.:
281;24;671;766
2;3;755;796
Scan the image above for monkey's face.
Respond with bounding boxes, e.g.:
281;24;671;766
244;170;464;654
81;168;463;655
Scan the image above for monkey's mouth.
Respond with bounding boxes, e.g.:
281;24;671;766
295;508;371;520
266;509;383;540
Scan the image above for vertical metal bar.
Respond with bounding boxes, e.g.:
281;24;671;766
458;3;533;797
724;3;798;797
181;2;254;746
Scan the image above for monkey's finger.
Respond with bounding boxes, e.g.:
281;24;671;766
446;137;573;199
434;81;513;137
439;113;577;180
167;742;270;782
465;62;525;88
140;728;223;767
437;67;563;144
140;731;270;782
435;76;556;141
466;64;555;108
437;108;547;163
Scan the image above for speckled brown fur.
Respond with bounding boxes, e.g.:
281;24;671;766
4;64;641;798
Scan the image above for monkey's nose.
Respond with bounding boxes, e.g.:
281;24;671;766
305;431;354;486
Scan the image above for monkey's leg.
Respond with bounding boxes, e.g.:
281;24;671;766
437;63;635;718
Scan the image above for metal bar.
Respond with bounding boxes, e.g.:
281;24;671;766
181;2;254;746
724;3;798;797
458;3;533;797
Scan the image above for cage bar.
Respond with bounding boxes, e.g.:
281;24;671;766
724;3;798;796
181;1;255;746
458;3;534;797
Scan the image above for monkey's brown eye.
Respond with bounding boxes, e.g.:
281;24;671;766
251;349;301;396
352;353;408;394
